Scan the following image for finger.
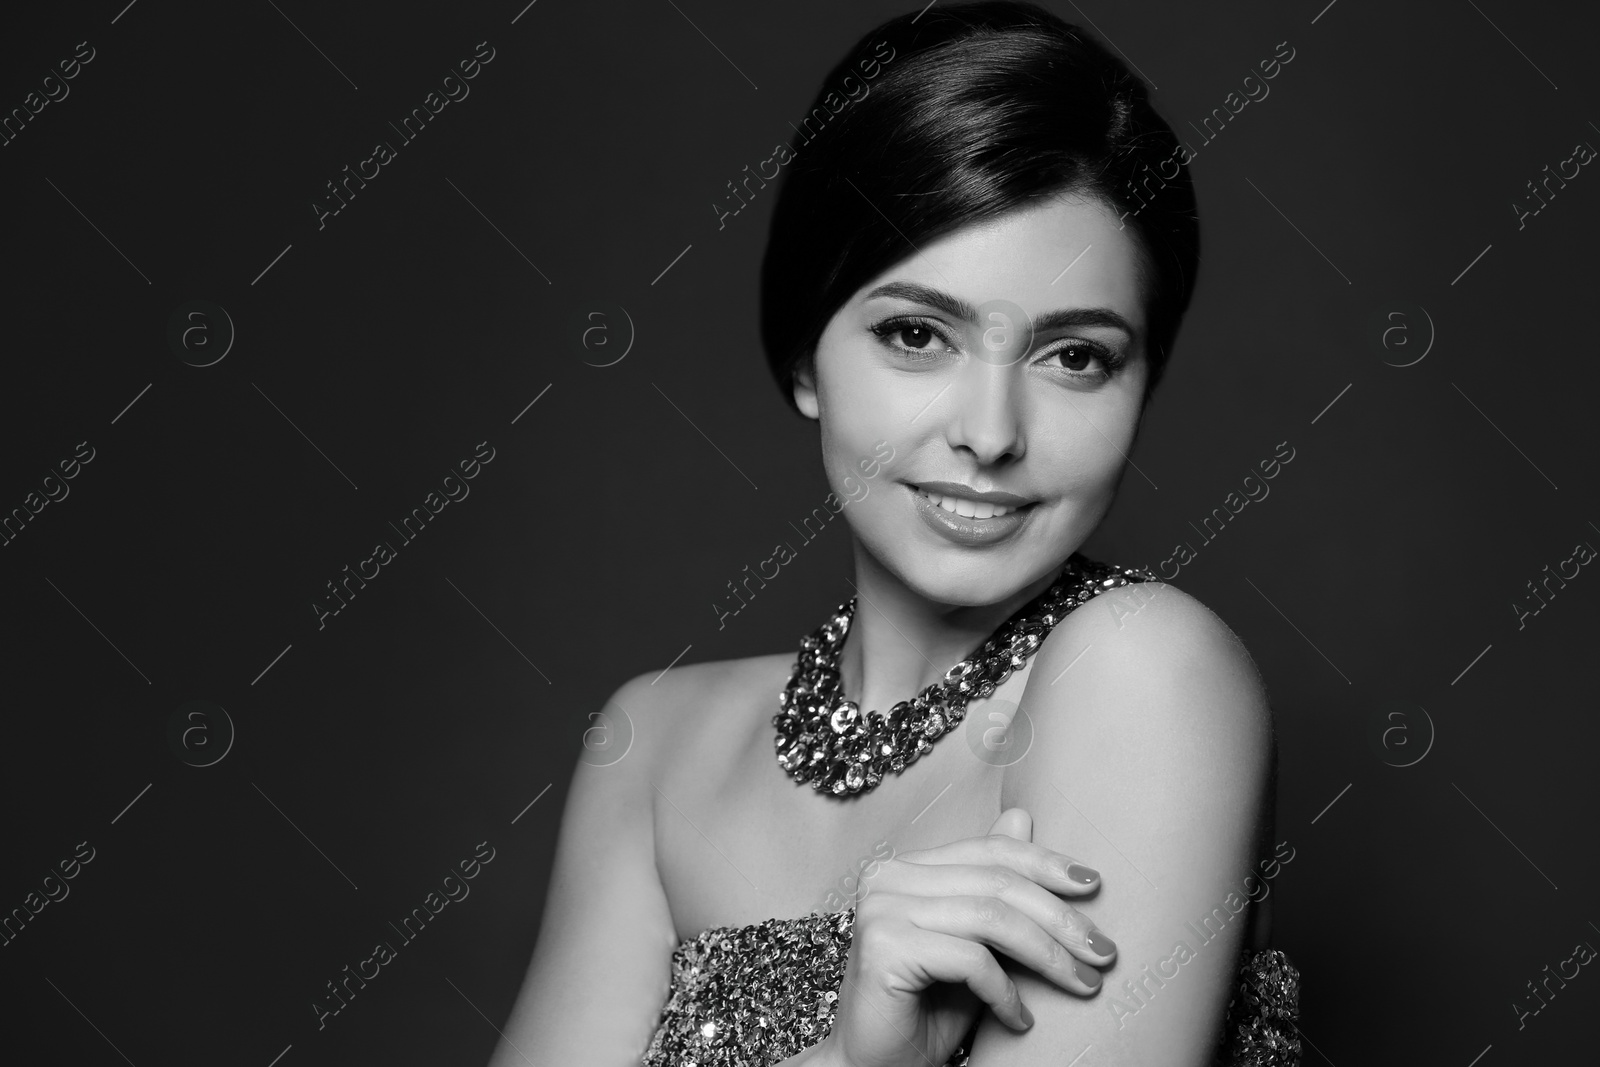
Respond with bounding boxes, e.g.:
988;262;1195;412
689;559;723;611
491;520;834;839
870;862;1115;966
988;806;1033;841
886;925;1034;1030
896;832;1101;897
903;894;1105;996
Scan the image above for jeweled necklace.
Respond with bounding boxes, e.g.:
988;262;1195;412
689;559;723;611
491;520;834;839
773;553;1158;797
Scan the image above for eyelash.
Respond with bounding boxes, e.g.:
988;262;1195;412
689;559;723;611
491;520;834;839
868;315;1126;383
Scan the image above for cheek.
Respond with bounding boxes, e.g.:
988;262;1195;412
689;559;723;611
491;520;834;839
1037;396;1140;492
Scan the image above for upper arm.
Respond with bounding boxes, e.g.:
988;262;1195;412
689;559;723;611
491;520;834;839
490;672;679;1066
972;581;1274;1065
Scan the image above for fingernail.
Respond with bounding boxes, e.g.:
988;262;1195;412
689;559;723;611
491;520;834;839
1019;1001;1034;1028
1065;863;1099;884
1074;960;1102;988
1087;930;1116;956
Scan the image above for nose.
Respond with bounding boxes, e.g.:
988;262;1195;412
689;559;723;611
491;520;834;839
946;360;1024;466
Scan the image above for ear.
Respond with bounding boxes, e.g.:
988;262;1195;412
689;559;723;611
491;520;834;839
791;355;820;420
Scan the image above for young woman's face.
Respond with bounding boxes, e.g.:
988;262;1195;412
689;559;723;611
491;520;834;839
795;194;1150;607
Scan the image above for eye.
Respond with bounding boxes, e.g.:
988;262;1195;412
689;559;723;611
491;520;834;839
869;316;954;359
1039;341;1124;383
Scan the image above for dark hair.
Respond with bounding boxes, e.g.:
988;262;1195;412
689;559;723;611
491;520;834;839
759;0;1199;412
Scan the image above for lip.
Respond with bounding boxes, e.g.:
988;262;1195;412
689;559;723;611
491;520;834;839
911;481;1036;507
907;483;1037;547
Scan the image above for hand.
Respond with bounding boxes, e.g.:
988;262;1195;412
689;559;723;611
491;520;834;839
820;807;1114;1067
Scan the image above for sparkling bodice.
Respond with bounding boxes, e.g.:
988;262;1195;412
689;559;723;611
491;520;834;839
640;907;1301;1066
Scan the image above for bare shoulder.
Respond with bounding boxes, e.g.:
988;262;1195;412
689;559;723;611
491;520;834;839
1021;578;1273;768
609;652;793;718
602;652;795;770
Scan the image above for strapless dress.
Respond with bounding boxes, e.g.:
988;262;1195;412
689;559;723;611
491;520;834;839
640;906;1300;1066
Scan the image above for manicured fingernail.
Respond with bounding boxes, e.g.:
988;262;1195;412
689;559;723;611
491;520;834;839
1019;1001;1034;1028
1075;960;1102;988
1087;930;1116;956
1066;863;1099;884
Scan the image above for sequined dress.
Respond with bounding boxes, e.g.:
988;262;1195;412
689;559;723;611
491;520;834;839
640;907;1300;1066
642;556;1300;1064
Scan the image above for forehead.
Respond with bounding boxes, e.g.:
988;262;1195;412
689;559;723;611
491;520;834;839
858;195;1147;332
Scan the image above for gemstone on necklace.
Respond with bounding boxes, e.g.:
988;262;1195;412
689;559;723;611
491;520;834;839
774;556;1157;798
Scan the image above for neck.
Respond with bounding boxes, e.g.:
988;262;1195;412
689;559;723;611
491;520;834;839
836;543;1067;713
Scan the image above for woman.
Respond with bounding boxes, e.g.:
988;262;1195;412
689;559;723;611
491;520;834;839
493;3;1298;1064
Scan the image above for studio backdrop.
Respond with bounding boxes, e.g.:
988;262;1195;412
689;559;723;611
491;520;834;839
1;0;1594;1063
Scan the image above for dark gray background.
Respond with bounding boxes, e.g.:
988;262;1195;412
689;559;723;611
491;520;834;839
1;0;1594;1063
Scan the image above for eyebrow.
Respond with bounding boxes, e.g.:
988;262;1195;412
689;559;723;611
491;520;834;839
862;281;1138;338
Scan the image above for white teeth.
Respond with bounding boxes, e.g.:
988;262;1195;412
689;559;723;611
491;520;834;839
923;491;1015;519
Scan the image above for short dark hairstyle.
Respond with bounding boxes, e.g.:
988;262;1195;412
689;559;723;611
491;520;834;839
760;0;1199;412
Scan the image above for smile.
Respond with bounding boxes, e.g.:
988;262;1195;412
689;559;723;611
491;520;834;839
907;482;1038;547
